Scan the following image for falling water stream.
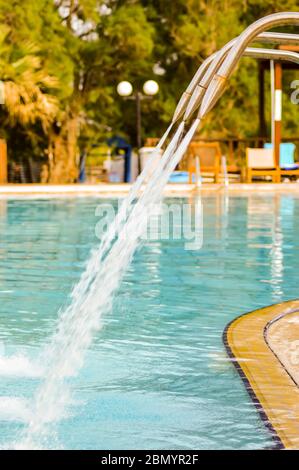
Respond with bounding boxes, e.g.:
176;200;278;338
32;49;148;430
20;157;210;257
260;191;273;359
15;119;200;449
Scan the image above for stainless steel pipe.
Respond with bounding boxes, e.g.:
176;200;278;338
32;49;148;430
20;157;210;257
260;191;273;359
184;47;299;121
199;12;299;118
172;28;299;123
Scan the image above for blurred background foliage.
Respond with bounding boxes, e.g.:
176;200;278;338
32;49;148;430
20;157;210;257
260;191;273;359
0;0;297;181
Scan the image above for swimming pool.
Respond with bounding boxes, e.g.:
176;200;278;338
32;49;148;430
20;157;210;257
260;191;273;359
0;193;298;449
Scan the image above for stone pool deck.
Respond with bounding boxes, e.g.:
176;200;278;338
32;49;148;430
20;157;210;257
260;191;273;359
224;299;299;450
2;182;299;197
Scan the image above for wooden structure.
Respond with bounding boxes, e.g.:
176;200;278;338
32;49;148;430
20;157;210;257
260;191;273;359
258;44;299;168
0;139;7;184
188;142;221;183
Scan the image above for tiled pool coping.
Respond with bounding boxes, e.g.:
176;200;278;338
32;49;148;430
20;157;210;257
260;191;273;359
224;299;299;450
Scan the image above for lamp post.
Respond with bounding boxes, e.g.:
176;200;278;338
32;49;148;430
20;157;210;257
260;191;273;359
117;80;159;149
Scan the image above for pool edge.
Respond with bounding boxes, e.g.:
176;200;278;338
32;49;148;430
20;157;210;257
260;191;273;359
223;299;299;450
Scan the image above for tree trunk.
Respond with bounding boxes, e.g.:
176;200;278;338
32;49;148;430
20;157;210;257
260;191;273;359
47;115;79;183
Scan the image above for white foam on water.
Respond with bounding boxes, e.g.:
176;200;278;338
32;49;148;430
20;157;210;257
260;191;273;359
0;354;43;378
0;397;31;423
15;119;200;449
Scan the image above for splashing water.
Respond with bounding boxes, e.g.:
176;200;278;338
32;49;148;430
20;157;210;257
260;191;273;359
0;341;42;378
0;397;31;424
15;119;200;449
0;354;42;378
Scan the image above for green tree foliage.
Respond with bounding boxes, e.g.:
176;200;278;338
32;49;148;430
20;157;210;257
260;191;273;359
141;0;298;139
0;0;297;182
0;26;59;128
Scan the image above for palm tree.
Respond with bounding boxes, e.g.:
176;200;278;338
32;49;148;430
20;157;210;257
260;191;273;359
0;26;59;130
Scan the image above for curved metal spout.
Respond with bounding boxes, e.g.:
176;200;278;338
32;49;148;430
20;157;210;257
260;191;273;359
199;12;299;118
172;28;299;124
245;47;299;64
184;47;299;120
171;55;215;123
222;12;299;78
256;32;299;44
183;39;236;121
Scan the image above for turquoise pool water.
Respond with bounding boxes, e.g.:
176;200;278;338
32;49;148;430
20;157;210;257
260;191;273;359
0;194;298;449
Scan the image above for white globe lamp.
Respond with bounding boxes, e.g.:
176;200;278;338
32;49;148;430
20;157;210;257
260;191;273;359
143;80;159;96
117;81;133;97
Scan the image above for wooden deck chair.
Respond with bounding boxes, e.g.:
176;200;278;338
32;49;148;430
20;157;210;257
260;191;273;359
264;143;299;179
246;148;280;183
188;142;221;183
